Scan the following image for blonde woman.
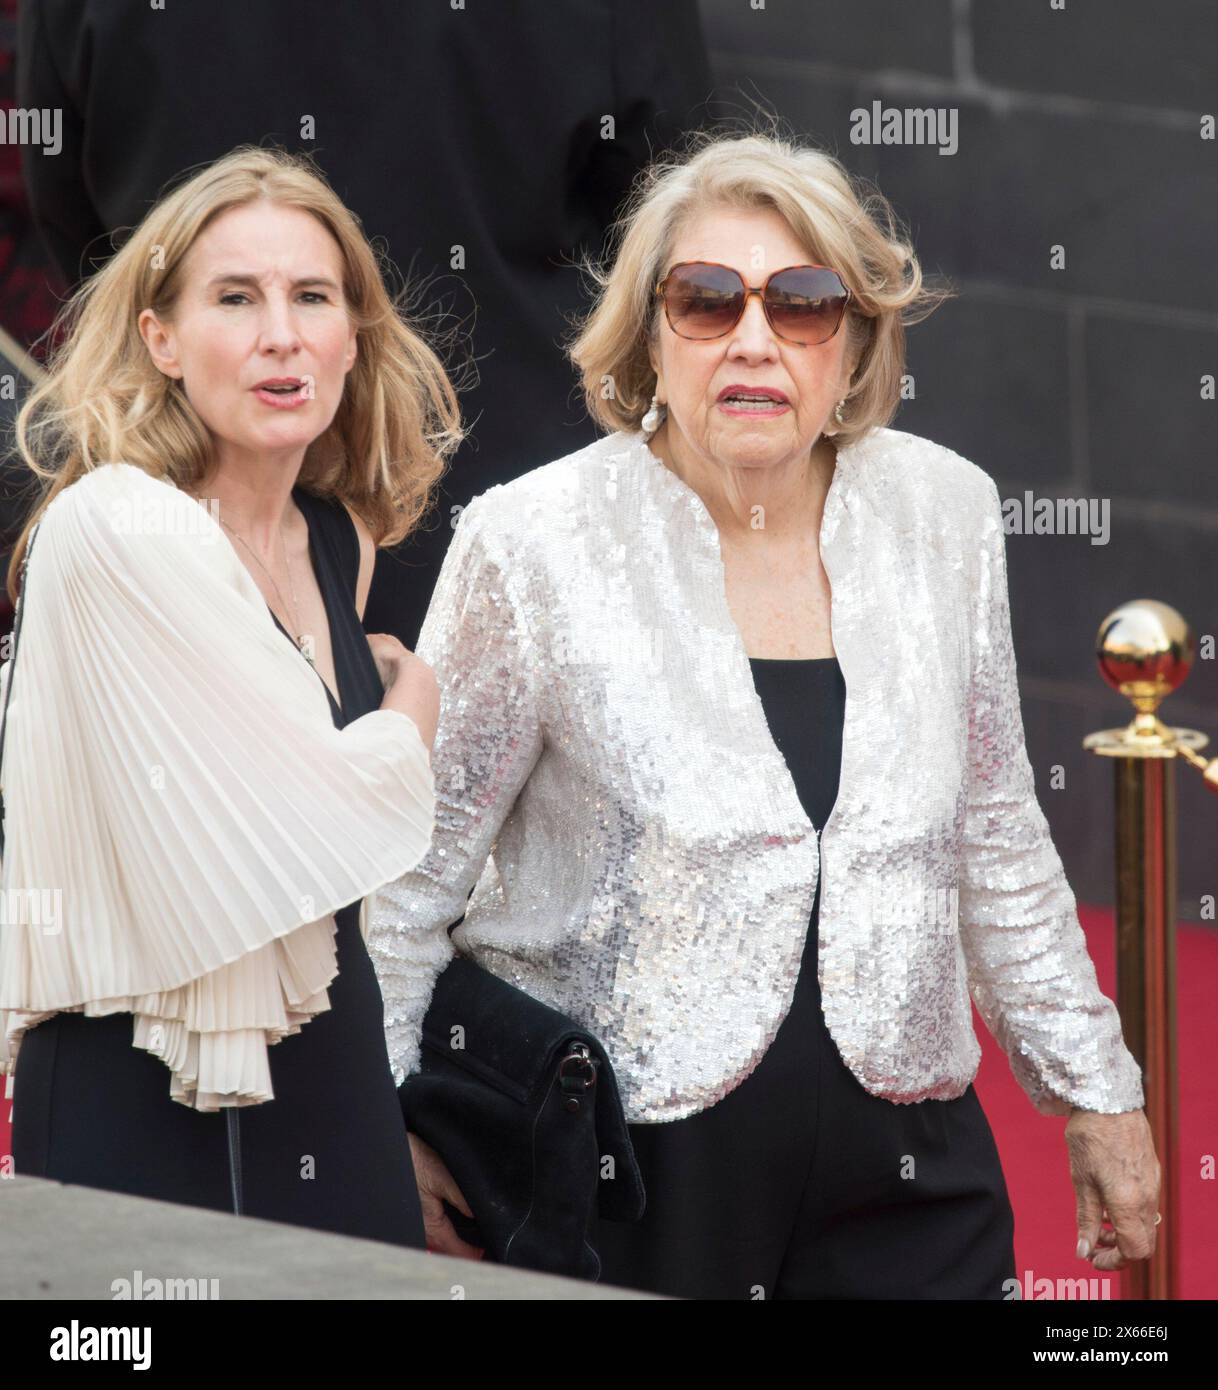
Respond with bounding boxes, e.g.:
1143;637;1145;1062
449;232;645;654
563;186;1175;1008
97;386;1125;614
370;131;1160;1296
0;147;457;1249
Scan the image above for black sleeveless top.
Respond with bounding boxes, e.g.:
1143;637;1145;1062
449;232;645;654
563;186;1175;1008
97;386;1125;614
749;655;845;1006
267;486;384;729
235;486;426;1244
748;656;845;842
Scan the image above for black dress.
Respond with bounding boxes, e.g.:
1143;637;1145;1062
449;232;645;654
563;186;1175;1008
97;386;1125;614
593;657;1017;1300
12;486;426;1250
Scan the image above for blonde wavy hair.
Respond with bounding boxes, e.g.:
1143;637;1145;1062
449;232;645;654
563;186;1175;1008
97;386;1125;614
7;144;464;601
568;127;953;450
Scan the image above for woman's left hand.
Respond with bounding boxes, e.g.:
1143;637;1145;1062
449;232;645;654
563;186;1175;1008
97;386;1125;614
1065;1107;1161;1270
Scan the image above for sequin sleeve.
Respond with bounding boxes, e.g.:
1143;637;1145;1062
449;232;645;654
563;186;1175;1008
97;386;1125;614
367;494;543;1086
957;480;1145;1117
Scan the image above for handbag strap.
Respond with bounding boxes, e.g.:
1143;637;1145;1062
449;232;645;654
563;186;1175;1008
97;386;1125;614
0;519;43;860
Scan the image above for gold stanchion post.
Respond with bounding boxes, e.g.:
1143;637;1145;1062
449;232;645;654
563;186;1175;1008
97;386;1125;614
1084;599;1218;1299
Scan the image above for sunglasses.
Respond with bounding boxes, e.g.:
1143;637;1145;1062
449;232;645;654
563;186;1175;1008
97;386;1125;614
655;260;852;346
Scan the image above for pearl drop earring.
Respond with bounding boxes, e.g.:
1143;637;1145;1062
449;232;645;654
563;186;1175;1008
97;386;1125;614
641;393;666;437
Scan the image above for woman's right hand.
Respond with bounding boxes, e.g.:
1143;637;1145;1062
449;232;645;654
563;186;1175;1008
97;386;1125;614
368;634;439;751
407;1131;485;1260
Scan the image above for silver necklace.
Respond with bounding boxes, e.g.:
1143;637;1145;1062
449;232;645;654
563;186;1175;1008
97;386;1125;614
217;514;316;668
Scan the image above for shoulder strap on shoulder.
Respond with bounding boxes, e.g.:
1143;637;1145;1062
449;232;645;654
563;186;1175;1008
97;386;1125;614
295;488;359;600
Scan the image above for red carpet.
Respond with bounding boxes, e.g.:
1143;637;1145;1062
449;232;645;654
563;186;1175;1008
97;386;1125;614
3;908;1214;1297
974;907;1217;1299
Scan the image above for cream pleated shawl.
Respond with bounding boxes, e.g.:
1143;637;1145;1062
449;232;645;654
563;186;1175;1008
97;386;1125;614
0;462;435;1111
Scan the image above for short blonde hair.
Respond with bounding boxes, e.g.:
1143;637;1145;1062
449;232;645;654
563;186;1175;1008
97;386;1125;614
9;144;464;600
568;128;952;445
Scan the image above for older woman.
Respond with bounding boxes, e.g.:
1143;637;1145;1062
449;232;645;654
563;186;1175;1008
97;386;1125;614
1;146;453;1248
370;132;1160;1297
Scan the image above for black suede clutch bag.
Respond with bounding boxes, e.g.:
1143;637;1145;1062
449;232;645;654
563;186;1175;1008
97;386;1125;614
398;954;646;1281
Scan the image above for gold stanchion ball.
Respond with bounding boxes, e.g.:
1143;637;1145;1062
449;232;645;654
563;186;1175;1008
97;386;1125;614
1096;600;1193;702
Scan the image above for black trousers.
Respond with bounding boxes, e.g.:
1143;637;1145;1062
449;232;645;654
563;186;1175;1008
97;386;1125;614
594;920;1017;1300
11;903;425;1250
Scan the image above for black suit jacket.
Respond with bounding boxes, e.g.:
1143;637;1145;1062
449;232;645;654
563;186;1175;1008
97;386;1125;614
18;0;712;643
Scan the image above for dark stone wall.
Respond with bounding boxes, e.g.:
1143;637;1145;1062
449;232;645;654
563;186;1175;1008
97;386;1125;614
698;0;1217;913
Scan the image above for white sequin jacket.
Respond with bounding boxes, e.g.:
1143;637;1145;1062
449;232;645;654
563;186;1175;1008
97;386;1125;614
368;426;1145;1123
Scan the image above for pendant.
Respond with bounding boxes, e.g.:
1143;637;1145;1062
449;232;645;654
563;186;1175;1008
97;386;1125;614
299;640;315;667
